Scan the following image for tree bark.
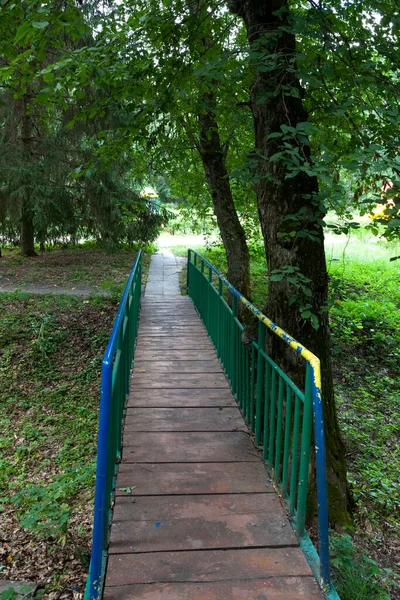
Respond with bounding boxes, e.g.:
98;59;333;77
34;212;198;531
229;0;353;525
21;200;36;256
20;95;37;257
198;98;251;298
186;0;251;299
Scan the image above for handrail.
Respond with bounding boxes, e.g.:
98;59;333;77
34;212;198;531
187;249;339;599
85;250;142;600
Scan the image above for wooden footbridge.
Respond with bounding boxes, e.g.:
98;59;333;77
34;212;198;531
85;250;340;600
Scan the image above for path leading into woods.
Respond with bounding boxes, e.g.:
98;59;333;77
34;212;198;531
103;251;324;600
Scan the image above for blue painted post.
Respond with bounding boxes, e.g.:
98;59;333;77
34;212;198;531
311;373;331;587
89;359;112;599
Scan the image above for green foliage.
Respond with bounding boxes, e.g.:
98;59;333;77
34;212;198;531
0;291;116;584
1;590;18;600
328;242;400;533
12;466;94;543
330;532;397;600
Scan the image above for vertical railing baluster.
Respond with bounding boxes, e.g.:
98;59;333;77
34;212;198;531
255;322;265;445
290;396;301;515
263;363;271;461
296;365;313;538
281;387;293;496
274;377;284;483
268;368;277;466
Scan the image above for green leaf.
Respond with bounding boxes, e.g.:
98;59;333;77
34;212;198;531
301;310;312;318
32;21;49;29
15;21;31;43
310;314;320;330
43;72;54;83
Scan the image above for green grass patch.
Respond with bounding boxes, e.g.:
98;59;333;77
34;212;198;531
0;292;117;594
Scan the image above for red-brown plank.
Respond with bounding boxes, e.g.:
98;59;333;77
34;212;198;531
115;462;272;496
103;578;323;599
131;373;229;389
136;329;206;337
106;547;313;586
124;407;245;431
109;494;296;554
133;350;217;360
133;360;221;373
127;389;236;408
121;432;259;463
136;341;213;350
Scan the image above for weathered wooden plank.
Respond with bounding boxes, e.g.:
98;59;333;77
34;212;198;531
142;299;191;304
106;547;313;585
109;494;297;554
137;326;205;333
133;360;221;373
104;578;323;599
121;432;259;463
127;388;236;408
131;373;229;389
140;307;196;313
124;407;245;431
136;335;207;341
138;334;209;341
139;316;200;322
115;462;271;496
133;350;217;361
139;315;198;321
135;344;214;351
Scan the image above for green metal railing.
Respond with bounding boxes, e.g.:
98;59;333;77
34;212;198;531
85;250;142;600
187;249;339;600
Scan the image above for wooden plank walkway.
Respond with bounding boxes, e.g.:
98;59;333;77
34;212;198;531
103;252;324;600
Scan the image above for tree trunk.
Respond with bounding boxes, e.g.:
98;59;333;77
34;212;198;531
186;0;251;299
20;95;37;257
229;0;352;525
198;100;251;299
21;200;36;256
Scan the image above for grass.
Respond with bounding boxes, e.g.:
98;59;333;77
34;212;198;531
0;292;117;595
171;231;400;599
0;247;151;297
0;246;150;597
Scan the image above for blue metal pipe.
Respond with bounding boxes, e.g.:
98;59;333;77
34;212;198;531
89;359;112;599
311;375;331;586
87;250;142;600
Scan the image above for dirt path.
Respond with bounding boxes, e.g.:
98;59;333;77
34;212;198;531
0;279;110;296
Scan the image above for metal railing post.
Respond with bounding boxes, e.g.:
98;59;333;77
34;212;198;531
86;251;142;600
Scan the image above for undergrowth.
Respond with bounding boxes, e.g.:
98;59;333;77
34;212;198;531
0;292;117;596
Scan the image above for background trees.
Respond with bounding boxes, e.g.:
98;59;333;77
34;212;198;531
0;0;167;252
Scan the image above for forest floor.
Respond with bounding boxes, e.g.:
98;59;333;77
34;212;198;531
0;249;151;298
0;248;148;600
171;232;400;600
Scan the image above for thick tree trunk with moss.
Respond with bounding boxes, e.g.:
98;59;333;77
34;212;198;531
230;0;353;525
198;99;251;299
20;95;37;257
